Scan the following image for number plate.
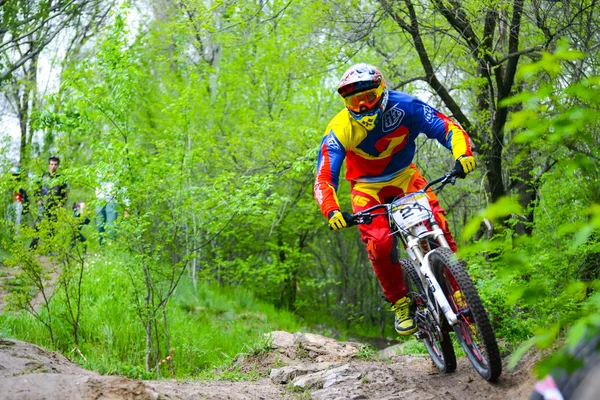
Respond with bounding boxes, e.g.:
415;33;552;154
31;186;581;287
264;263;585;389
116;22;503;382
391;192;432;229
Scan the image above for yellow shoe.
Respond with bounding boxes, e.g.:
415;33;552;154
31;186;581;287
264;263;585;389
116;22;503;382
453;290;466;309
391;297;417;335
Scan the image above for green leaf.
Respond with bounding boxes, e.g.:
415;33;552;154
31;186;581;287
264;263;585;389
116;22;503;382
566;320;589;348
500;91;534;107
506;285;526;305
509;335;538;370
461;216;483;241
514;130;541;144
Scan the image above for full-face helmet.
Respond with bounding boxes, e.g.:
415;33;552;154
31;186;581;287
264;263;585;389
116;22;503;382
337;63;388;130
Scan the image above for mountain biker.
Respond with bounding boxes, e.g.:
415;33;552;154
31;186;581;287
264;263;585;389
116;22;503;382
314;63;475;336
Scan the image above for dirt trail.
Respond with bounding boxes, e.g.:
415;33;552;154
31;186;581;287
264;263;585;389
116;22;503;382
0;262;17;312
0;331;537;400
0;257;59;313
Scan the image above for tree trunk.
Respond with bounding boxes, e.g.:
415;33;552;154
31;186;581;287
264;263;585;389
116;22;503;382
277;235;296;311
514;158;535;235
162;305;175;376
144;265;153;372
485;127;506;203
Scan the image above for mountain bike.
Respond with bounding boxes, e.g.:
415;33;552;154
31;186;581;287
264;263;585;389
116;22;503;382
344;170;502;382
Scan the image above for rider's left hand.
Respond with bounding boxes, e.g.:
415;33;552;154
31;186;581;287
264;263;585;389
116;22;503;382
328;210;347;230
455;155;475;178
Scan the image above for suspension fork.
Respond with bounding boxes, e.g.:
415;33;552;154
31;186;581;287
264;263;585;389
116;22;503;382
409;244;458;326
430;221;450;248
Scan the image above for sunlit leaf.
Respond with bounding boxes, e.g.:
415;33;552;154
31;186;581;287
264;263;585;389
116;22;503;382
509;335;538;370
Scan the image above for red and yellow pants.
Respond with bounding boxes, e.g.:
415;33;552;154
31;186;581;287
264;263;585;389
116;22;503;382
351;164;457;303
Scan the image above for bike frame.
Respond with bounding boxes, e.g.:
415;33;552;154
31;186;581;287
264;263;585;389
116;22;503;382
351;172;460;329
346;171;502;381
394;213;458;326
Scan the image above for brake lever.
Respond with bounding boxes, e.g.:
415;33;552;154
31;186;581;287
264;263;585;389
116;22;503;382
360;214;373;225
435;174;457;192
347;213;373;226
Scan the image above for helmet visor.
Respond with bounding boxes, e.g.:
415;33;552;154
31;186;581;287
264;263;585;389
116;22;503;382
343;86;384;114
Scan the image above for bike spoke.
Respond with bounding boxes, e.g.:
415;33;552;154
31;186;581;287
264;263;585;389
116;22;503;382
430;248;502;381
401;258;456;373
442;267;488;360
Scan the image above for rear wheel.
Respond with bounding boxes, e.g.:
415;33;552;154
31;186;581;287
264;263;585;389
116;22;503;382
429;248;502;381
401;258;456;373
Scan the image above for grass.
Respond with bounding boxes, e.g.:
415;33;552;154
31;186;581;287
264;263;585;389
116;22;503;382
0;252;303;379
354;343;377;360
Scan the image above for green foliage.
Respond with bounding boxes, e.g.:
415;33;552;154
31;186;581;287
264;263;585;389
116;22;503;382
354;343;377;360
464;47;600;375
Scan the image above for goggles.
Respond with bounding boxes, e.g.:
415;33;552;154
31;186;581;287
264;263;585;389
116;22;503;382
343;86;384;114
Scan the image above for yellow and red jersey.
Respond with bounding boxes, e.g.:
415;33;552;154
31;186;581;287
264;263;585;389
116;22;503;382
314;90;472;217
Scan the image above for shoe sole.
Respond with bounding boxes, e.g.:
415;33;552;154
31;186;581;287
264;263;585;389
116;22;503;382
395;326;417;336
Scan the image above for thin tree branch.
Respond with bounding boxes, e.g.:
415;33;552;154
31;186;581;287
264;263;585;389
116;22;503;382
0;11;76;81
496;44;544;65
502;0;524;98
379;0;475;141
431;0;498;67
391;76;426;89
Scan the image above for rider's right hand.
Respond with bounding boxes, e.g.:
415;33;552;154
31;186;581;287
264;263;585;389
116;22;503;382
454;155;475;178
328;210;348;230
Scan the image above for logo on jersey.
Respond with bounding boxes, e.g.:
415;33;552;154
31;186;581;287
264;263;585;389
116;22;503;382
314;183;324;204
352;195;370;207
423;105;434;123
383;105;405;132
326;134;341;151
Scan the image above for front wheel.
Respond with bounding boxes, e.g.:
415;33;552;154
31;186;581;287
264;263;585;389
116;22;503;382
429;248;502;382
401;258;456;373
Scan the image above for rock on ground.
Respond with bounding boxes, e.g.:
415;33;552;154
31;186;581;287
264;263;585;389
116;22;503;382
269;330;362;362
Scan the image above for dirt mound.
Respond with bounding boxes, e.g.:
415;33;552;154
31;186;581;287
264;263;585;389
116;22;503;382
0;338;90;377
0;333;537;400
0;339;157;400
257;331;535;400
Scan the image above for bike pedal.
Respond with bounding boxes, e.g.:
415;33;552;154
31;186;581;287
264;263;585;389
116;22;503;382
415;330;427;340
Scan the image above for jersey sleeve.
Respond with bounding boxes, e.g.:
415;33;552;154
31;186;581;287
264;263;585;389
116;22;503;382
413;98;472;159
314;128;346;218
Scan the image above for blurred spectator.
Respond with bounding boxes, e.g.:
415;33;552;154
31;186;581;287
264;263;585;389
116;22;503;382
8;166;29;236
530;329;600;400
30;156;69;249
71;201;90;248
96;175;119;247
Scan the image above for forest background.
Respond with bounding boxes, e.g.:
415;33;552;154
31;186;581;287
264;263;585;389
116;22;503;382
0;0;599;379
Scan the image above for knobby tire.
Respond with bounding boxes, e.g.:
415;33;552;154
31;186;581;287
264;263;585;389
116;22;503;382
429;248;502;382
401;258;457;373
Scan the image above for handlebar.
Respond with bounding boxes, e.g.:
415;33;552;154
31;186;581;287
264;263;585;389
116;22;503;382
422;169;459;192
343;170;459;227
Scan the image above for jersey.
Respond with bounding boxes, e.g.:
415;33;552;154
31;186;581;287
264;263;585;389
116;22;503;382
314;90;472;217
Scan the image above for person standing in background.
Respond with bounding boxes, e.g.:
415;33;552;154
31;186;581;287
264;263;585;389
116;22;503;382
8;166;29;236
72;201;90;248
30;156;69;249
96;174;119;247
